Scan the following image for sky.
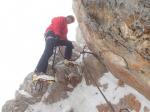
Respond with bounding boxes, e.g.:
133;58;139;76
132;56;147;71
0;0;77;110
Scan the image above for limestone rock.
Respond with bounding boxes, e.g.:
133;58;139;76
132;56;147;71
2;45;84;112
2;100;28;112
2;1;150;111
73;0;150;100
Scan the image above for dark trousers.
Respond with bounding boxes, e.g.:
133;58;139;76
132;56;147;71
35;37;73;73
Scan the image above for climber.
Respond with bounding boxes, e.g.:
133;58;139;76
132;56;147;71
34;15;75;75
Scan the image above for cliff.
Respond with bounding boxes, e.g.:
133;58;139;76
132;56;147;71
73;0;150;100
2;0;150;111
2;31;150;112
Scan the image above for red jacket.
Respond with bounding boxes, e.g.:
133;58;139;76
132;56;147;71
45;16;68;40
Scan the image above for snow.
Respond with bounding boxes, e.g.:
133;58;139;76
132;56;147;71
67;84;74;89
75;54;83;64
33;74;55;81
25;79;101;112
25;72;150;112
99;72;129;104
76;49;93;64
100;72;150;111
18;90;32;98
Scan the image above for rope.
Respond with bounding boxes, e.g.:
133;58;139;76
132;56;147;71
120;108;130;112
80;46;130;112
57;45;116;111
52;47;57;70
52;45;131;112
82;53;116;112
58;46;81;61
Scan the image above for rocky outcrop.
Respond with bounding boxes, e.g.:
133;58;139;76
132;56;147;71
2;39;150;112
2;1;150;111
73;0;150;100
2;46;83;112
97;94;142;112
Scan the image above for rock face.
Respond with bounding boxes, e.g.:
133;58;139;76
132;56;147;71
2;1;150;111
2;38;150;111
73;0;150;100
2;46;83;112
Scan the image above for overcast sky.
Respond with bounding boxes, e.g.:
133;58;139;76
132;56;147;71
0;0;77;109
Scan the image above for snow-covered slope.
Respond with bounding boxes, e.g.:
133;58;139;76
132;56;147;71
2;45;150;112
25;72;150;112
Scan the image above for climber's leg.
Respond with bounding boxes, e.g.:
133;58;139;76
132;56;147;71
35;37;56;74
58;40;74;60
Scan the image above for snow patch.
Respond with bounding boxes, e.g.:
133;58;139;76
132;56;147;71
100;72;150;111
33;74;55;81
25;72;150;112
18;90;32;98
25;79;102;112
